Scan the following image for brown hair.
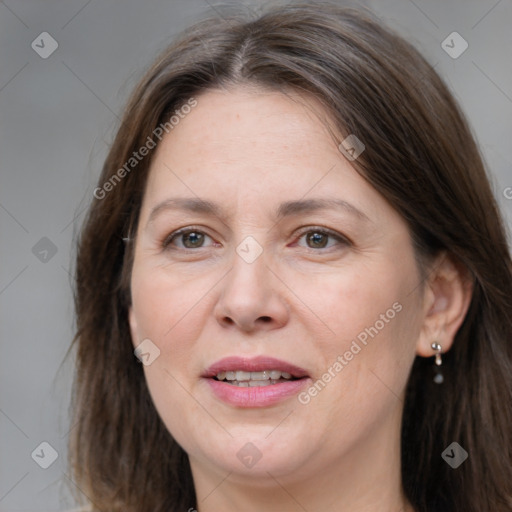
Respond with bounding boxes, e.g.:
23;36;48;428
69;3;512;511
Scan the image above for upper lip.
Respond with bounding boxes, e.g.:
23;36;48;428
203;356;309;379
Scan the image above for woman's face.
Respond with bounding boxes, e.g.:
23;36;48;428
129;88;426;485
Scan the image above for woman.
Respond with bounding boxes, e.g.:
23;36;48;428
69;3;512;511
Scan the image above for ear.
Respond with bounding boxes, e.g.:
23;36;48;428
416;252;473;358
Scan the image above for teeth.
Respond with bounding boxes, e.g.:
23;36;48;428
249;380;265;387
231;379;281;387
251;371;270;381
235;370;251;381
216;370;295;382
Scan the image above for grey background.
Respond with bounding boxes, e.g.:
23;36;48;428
1;0;511;510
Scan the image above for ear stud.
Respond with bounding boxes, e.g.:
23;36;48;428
431;342;443;384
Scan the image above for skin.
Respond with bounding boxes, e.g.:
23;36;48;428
128;87;472;512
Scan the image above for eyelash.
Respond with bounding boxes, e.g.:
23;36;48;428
161;225;351;252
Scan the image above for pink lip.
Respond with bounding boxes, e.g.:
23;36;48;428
203;356;310;408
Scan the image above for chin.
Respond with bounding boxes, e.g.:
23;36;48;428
191;432;316;480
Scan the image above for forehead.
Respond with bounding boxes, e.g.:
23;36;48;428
139;88;388;224
162;88;336;166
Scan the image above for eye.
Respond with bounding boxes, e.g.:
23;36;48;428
294;227;350;250
162;228;216;250
161;226;349;251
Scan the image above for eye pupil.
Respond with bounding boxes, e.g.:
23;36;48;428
307;232;328;248
183;231;204;248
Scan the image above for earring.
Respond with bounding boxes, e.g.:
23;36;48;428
431;342;443;384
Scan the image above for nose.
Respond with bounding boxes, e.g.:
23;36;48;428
213;248;290;333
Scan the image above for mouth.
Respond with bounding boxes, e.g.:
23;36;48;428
203;356;310;407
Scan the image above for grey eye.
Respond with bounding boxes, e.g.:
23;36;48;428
164;229;214;249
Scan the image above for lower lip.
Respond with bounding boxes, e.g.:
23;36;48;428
205;378;310;408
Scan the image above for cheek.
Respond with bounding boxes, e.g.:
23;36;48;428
306;249;421;396
310;255;417;348
130;260;209;346
293;261;421;449
129;264;212;446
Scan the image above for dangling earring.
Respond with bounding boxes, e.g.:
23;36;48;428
431;342;443;384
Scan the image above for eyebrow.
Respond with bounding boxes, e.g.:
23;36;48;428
147;197;370;226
